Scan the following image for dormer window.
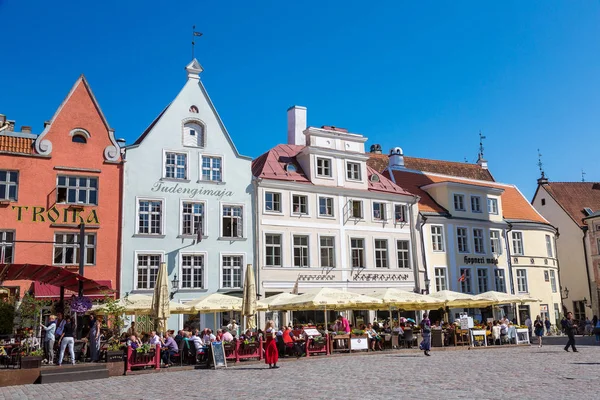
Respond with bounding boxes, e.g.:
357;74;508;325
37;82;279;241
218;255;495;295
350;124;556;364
189;105;199;113
471;196;482;213
316;157;332;178
183;121;204;147
453;194;465;211
69;128;90;145
347;162;361;181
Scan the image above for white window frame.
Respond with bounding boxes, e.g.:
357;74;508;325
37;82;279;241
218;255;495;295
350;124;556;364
374;238;389;268
459;267;472;294
0;230;14;264
394;204;408;224
163;150;189;180
199;154;224;183
264;191;282;214
431;225;445;252
220;202;245;239
136;197;165;236
350;237;366;268
453;193;465;211
179;252;207;289
516;268;528;293
434;267;448;291
264;232;283;268
457;227;470;253
487;198;498;215
52;232;96;266
473;228;485;254
220;253;245;289
318;196;335;218
372;202;387;221
179;199;206;237
494;269;506;293
0;170;18;201
291;193;309;216
490;230;502;254
396;240;410;269
512;231;524;255
319;235;336;268
349;199;364;220
549;270;557;293
133;251;164;290
346;162;361;181
471;196;482;213
477;268;489;294
56;175;99;205
292;235;310;268
315;157;333;178
545;234;553;258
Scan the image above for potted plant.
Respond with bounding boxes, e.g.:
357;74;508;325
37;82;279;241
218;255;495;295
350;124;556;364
20;347;44;369
223;340;236;352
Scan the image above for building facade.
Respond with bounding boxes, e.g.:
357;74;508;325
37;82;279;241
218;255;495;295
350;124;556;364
369;149;562;326
0;76;122;299
532;180;600;319
253;107;420;327
120;60;254;331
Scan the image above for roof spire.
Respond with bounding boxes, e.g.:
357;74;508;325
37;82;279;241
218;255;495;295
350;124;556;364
537;148;548;185
581;169;586;182
476;131;488;169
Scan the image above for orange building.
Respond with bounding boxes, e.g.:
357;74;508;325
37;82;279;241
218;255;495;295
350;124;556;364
0;76;122;299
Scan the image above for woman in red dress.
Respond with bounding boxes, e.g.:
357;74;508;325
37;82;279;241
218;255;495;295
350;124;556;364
264;320;279;369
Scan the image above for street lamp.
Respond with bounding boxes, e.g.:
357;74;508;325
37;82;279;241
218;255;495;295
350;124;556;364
561;287;569;300
583;297;592;309
424;277;431;295
170;274;180;300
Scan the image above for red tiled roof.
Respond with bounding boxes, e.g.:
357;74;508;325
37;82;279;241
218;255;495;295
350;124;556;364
0;135;35;154
542;182;600;227
386;169;547;223
367;153;495;182
252;144;413;196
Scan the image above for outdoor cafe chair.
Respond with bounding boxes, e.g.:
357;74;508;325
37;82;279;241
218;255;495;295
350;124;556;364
401;329;414;348
5;346;21;369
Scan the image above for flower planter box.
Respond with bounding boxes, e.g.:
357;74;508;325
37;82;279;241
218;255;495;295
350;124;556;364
330;334;350;353
236;339;262;362
125;345;160;373
223;343;236;361
349;335;369;352
21;356;43;369
306;334;329;358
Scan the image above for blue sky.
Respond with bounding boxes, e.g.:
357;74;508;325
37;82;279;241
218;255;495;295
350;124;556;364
1;1;598;199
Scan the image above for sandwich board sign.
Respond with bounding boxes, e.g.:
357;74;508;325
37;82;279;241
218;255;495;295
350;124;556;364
211;341;227;369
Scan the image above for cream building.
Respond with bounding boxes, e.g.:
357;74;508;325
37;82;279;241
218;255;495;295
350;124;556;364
252;107;420;327
532;179;600;319
369;149;563;326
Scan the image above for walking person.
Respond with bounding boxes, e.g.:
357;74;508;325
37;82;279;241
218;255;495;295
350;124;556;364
534;316;544;348
264;320;279;369
544;317;551;336
564;312;578;353
419;312;431;356
40;315;57;365
89;315;101;362
593;317;600;344
58;316;76;366
524;316;532;343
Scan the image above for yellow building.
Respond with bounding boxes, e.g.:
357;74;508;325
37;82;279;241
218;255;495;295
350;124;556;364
532;179;600;319
369;149;563;326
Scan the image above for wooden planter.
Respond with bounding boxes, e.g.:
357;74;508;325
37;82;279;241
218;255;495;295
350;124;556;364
21;356;43;369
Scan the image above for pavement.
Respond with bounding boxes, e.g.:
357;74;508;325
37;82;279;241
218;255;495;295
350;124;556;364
1;340;599;400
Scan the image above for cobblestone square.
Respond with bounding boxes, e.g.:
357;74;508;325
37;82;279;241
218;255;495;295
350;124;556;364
1;342;599;400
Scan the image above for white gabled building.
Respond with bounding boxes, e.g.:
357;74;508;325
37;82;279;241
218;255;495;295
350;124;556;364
252;106;421;327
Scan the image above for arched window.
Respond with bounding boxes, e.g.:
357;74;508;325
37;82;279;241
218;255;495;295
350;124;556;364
72;135;87;143
189;105;199;113
183;121;204;147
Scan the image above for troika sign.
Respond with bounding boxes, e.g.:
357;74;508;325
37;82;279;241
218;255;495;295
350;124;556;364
12;205;99;224
463;256;499;266
151;181;234;198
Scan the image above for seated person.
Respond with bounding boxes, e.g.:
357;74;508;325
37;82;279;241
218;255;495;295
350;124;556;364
127;335;141;350
392;322;405;337
148;330;161;346
161;332;179;366
202;329;216;344
221;328;234;342
190;329;204;352
365;323;382;351
215;329;223;342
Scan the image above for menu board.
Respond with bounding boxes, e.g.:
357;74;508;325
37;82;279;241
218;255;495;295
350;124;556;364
211;341;227;369
303;328;321;337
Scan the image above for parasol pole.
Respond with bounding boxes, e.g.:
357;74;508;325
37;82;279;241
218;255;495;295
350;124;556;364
324;307;328;334
214;313;217;331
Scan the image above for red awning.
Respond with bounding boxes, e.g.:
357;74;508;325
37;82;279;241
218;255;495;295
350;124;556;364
0;263;114;294
33;280;113;300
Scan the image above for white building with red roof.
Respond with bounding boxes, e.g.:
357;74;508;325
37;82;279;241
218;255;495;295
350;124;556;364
252;107;420;326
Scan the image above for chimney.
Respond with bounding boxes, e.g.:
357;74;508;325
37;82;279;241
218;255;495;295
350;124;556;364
370;144;382;154
287;106;307;146
44;120;51;128
21;126;31;134
0;114;5;126
476;156;488;170
389;147;405;169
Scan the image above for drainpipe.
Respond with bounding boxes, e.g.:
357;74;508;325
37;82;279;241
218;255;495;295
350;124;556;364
553;228;566;318
581;226;593;317
252;177;262;326
416;213;428;294
504;222;517;323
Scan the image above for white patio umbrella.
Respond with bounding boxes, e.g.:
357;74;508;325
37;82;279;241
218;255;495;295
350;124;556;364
151;262;171;334
242;264;257;330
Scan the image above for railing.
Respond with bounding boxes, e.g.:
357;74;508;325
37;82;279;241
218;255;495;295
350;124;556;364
305;334;329;357
125;344;160;372
235;339;263;362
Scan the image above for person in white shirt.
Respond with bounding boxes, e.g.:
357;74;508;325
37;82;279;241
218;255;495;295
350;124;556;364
190;329;204;351
148;330;161;345
222;328;234;342
227;320;239;336
524;316;533;343
202;329;216;344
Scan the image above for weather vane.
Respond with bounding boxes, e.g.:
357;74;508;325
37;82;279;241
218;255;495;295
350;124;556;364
537;149;545;178
582;169;586;183
192;25;203;59
478;131;486;160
